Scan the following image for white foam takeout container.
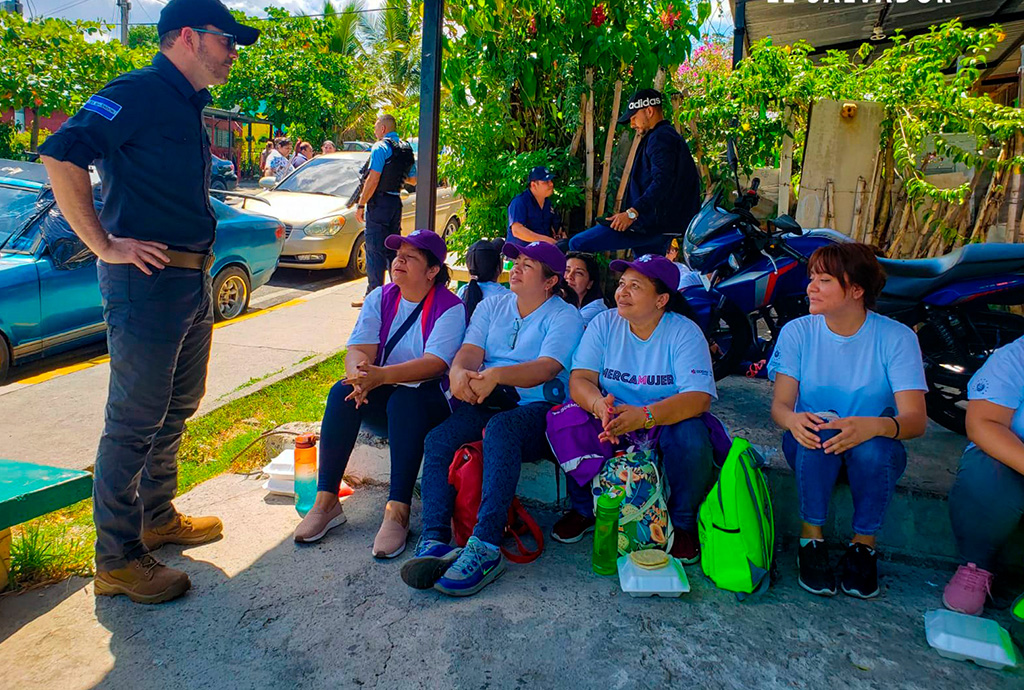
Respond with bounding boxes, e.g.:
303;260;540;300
617;553;690;598
924;609;1019;670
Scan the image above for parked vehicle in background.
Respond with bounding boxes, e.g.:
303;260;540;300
340;141;372;152
210;154;238;191
0;159;286;380
249;152;463;274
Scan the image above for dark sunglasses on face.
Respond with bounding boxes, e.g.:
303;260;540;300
190;27;237;50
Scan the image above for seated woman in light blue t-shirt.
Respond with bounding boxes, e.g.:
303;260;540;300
456;238;510;318
566;254;717;564
564;251;611;326
293;231;466;561
943;335;1024;617
402;241;584;598
768;243;927;601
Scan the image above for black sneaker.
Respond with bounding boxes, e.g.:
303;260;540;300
840;543;880;599
551;511;596;544
798;540;836;596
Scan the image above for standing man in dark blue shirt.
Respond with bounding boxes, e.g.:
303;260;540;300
569;89;701;256
39;0;259;605
506;166;561;247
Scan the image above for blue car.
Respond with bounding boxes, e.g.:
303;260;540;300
0;158;285;380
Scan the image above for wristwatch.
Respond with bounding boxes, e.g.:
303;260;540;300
626;208;638;221
642;405;656;429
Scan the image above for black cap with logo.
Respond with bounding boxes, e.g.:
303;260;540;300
618;88;664;125
158;0;260;46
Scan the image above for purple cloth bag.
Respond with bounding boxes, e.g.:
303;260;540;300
545;401;614;485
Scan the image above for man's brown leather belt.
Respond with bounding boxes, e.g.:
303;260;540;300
164;249;215;272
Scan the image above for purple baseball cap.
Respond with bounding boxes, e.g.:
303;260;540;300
385;229;448;264
502;240;566;274
610;254;680;291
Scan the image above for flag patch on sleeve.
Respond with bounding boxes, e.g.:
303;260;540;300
81;95;122;121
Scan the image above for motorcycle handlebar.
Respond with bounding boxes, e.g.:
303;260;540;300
749;177;761;194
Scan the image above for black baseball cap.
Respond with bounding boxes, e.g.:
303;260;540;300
618;88;663;125
158;0;260;46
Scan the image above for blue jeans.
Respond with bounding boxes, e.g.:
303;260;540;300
568;223;670;255
565;417;715;531
364;194;403;293
782;431;907;536
420;402;551;546
93;262;213;570
948;446;1024;570
317;381;450;504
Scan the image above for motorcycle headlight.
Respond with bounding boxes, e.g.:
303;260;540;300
303;215;346;236
728;253;741;271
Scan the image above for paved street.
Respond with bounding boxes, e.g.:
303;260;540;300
0;270;367;470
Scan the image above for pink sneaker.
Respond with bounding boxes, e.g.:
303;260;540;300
942;563;993;616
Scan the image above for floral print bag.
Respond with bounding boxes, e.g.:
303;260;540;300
591;441;674;555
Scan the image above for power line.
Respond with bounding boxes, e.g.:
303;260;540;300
125;5;396;24
44;0;94;15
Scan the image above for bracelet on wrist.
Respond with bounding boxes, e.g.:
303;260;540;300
889;417;900;439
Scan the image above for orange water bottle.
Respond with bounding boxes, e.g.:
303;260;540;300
294;433;317;517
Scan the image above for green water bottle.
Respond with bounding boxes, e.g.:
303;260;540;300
592;488;624;576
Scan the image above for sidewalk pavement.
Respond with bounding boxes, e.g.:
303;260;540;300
0;278;368;471
0;472;1019;689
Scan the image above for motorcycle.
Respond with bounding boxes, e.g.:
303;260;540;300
682;150;1024;435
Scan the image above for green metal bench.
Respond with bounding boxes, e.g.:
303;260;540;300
0;459;93;590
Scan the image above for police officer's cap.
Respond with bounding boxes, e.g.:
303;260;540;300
618;88;663;125
528;166;554;182
158;0;261;46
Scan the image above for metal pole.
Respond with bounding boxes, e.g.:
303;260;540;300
117;0;130;45
415;0;443;232
732;0;747;69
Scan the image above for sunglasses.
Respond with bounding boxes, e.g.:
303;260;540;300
508;318;521;350
190;27;237;50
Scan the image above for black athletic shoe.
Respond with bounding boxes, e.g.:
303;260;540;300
551;511;596;544
840;543;880;599
798;540;836;596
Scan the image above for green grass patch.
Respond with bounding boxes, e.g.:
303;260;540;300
6;351;347;590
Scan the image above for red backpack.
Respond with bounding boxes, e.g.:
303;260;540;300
448;440;545;564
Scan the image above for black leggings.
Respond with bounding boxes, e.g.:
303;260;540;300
317;380;450;504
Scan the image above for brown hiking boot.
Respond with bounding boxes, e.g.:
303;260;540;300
143;513;223;550
94;554;191;604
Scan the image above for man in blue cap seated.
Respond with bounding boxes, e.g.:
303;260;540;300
506;165;562;247
569;88;701;256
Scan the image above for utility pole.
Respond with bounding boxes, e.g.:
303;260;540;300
414;0;443;232
117;0;130;44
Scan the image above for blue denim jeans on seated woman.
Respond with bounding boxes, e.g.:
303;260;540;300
782;430;907;536
948;445;1024;571
565;417;715;532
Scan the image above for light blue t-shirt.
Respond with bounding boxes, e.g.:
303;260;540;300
573;309;717;407
579;299;609;326
368;132;418;194
456;281;510;302
348;287;467;387
967;335;1024;442
463;292;584;405
674;261;703;289
767;311;927;417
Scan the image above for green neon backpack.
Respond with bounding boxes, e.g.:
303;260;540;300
698;437;774;600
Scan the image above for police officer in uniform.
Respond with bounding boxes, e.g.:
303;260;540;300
506;166;561;247
39;0;259;604
569;89;701;256
351;114;416;307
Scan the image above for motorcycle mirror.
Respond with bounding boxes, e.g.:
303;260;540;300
727;138;738;168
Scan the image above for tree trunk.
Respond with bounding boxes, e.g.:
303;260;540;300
597;80;623;219
584;69;595;226
30;110;40;151
615;135;641;213
778;106;794;217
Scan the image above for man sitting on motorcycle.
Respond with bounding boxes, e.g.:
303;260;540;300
568;89;701;256
767;242;928;600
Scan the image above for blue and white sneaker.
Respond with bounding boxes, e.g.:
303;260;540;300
400;538;460;590
433;536;506;597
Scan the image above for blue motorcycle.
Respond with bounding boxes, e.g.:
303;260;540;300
683;177;1024;434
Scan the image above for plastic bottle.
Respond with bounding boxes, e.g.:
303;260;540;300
293;433;318;517
592;488;625;576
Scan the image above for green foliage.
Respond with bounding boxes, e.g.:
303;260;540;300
9;522;93;589
127;24;158;51
439;0;708;244
674;20;1024;208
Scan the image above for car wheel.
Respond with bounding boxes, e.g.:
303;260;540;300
346;234;367;278
213;266;250;321
0;334;9;382
210;179;227;191
442;216;460;240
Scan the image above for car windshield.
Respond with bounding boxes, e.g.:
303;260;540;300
0;183;45;249
274;156;364;198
